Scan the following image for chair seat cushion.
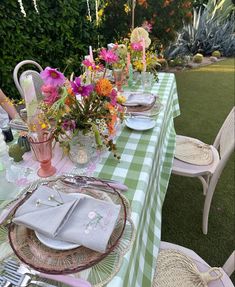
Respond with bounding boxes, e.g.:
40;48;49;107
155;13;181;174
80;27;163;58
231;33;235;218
157;242;234;287
172;135;220;177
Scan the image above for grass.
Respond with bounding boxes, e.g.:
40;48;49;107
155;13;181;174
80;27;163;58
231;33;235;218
161;58;235;282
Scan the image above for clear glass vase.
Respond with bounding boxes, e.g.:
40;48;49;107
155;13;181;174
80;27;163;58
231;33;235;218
69;132;96;168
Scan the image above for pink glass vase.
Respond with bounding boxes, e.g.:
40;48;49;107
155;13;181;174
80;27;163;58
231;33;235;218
28;130;56;177
113;69;125;92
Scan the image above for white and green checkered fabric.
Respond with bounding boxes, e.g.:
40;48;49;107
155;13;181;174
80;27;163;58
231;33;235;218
93;72;180;287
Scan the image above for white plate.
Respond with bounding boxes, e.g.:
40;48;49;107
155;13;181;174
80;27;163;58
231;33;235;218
35;231;80;250
125;117;156;131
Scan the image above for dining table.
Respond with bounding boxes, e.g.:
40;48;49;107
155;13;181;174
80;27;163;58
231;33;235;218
0;72;180;287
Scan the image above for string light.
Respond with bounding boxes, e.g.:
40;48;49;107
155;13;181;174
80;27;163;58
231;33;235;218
17;0;39;17
86;0;92;22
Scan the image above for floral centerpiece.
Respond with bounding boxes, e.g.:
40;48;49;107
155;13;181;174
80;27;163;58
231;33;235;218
39;61;126;159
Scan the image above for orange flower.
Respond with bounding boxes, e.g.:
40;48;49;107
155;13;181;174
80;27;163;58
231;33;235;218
108;114;117;135
95;78;113;97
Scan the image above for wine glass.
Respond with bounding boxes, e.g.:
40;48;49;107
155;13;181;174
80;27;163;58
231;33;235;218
28;130;56;177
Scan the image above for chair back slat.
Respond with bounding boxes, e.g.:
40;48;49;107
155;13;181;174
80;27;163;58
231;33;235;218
219;107;235;158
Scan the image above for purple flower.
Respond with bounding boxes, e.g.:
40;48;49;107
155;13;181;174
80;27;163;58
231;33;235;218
40;67;65;87
62;119;76;131
71;77;94;97
142;21;153;33
99;48;118;64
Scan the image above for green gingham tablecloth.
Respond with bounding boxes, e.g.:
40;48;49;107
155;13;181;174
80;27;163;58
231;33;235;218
93;72;180;286
0;72;180;287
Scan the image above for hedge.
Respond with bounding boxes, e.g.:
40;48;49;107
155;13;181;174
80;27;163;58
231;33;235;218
0;0;100;100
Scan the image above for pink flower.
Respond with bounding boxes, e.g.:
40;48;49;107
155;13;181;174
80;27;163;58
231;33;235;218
41;85;60;105
40;67;65;87
110;89;117;106
99;48;118;64
82;59;104;71
130;42;143;51
71;77;94;97
142;21;153;32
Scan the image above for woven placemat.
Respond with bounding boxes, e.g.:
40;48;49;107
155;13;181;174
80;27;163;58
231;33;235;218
175;137;213;166
153;249;222;287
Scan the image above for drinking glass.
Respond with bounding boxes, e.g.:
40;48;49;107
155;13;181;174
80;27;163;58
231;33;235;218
113;69;124;92
28;130;56;177
141;71;154;91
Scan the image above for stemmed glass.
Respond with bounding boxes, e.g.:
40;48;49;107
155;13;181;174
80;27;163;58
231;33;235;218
113;69;125;92
28;130;56;177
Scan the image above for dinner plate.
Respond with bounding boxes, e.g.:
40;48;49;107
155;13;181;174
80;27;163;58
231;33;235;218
35;231;80;250
125;117;156;131
8;177;128;274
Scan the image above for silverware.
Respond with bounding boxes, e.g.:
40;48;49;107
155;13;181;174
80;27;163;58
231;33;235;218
4;260;91;287
61;175;128;192
3;268;56;286
0;276;10;287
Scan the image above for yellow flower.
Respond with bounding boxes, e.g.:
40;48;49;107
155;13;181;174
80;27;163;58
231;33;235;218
117;95;126;104
124;3;131;13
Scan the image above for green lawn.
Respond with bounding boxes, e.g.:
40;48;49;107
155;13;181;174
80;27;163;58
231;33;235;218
161;58;235;282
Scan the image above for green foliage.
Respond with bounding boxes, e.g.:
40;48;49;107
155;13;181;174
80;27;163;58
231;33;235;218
193;53;204;62
0;0;99;100
101;0;193;48
8;143;25;162
165;0;235;58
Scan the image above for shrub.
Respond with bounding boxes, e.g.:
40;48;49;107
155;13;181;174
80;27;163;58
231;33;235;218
212;50;221;58
164;0;235;59
0;0;99;100
193;53;204;63
101;0;194;48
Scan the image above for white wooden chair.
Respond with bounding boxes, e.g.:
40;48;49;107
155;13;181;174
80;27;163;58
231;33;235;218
172;107;235;234
13;60;43;99
153;241;234;287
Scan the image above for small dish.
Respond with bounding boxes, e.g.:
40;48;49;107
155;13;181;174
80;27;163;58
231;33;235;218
35;231;80;250
123;92;155;107
125;117;156;131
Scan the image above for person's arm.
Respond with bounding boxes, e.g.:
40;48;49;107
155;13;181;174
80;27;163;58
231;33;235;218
0;89;19;119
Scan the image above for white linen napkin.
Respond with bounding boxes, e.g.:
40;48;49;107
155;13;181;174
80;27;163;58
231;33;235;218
123;92;155;106
13;186;121;253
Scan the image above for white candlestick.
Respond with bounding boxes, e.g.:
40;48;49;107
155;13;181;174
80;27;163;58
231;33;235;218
21;75;38;118
89;46;94;62
142;38;146;72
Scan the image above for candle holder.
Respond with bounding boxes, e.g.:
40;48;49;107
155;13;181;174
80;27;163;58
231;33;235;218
28;130;56;178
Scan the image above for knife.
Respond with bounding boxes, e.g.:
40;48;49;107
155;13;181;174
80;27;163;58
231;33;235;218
61;176;128;192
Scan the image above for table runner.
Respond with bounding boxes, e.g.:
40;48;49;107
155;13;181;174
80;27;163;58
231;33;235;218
0;72;180;287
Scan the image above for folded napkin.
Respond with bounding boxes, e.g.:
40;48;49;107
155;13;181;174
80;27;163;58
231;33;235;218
9;117;28;131
123;92;155;106
13;186;121;253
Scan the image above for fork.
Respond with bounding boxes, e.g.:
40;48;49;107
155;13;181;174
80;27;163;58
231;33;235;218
3;270;56;287
0;277;10;287
4;260;91;287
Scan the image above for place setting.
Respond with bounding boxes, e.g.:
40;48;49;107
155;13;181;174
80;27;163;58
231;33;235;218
122;91;163;131
0;175;136;287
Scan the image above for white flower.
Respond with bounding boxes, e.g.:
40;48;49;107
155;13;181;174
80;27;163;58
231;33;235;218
88;211;96;219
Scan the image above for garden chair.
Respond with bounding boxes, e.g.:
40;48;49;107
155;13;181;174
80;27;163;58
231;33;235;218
153;241;234;287
172;107;235;234
13;60;43;99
